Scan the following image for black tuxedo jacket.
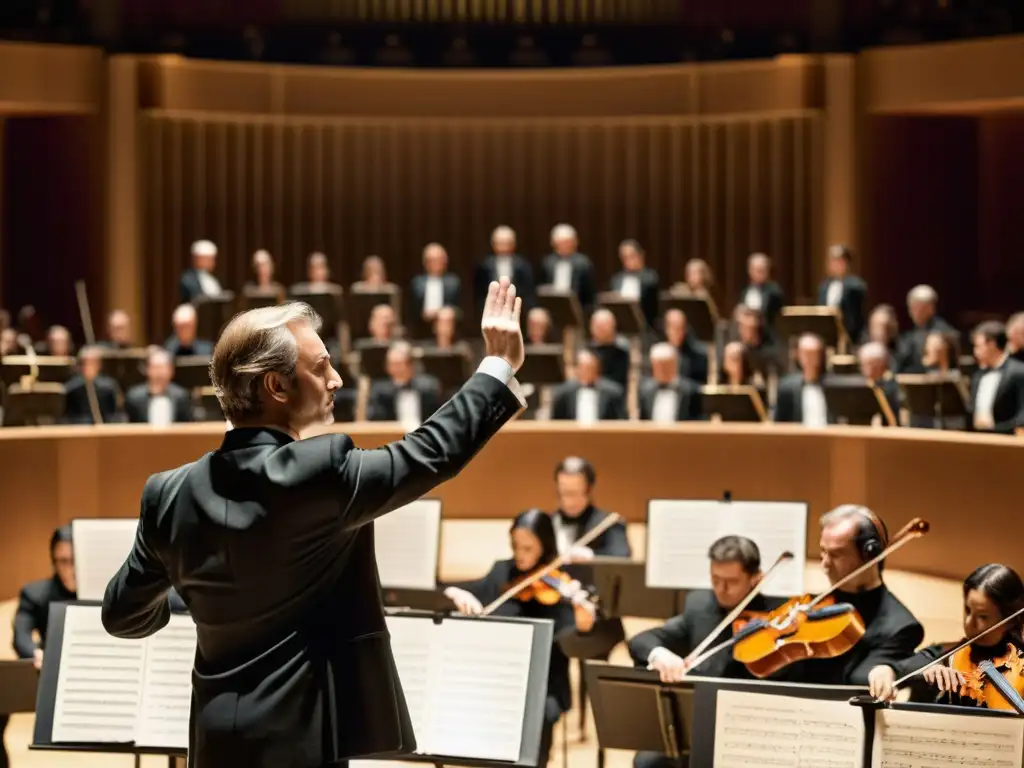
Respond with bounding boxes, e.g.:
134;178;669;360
553;505;631;558
164;336;215;358
968;357;1024;434
13;576;76;659
590;341;630;390
539;253;598;315
629;590;785;679
609;268;660;328
675;336;709;385
63;374;121;424
740;280;786;330
180;268;222;303
637;377;702;422
550;379;627;421
895;316;956;374
367;375;443;422
409;273;461;316
475;255;536;313
125;382;194;424
816;275;868;342
773;372;833;424
100;371;522;768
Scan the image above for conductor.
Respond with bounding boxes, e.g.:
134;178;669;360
101;279;528;768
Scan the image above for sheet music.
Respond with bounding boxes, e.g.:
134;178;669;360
872;708;1024;768
386;615;533;762
51;604;146;743
72;518;139;601
714;689;864;768
645;499;807;595
374;500;442;590
134;615;198;749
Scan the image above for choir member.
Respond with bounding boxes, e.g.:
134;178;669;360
365;304;397;344
817;244;867;343
443;510;596;768
550;456;630;560
101;309;133;349
663;309;708;385
539;223;597;316
774;334;829;426
424;306;465;352
609;239;660;329
720;341;758;387
680;258;714;298
179;239;222;302
125;348;193;424
292;252;343;294
550;349;627;423
858;341;901;424
922;331;958;374
164;303;215;358
475;226;535;314
46;325;72;356
868;564;1024;704
739;253;785;332
896;285;955;373
968;320;1024;434
526;307;553;345
638;343;702;423
865;304;900;361
351;255;393;292
246;250;284;296
1007;312;1024;365
63;346;121;424
409;242;461;328
588;308;630;391
366;341;442;427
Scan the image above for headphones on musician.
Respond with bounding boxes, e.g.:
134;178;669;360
829;504;889;565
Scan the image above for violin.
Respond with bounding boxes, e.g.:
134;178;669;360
730;517;930;678
505;566;596;608
951;642;1024;713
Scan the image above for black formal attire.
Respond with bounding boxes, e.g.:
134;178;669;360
101;363;523;768
885;636;1020;705
0;577;77;768
739;280;786;331
773;373;833;425
125;382;193;424
448;559;582;768
475;254;536;314
673;335;709;385
590;340;631;390
968;357;1024;434
538;253;598;317
819;373;901;427
366;375;443;423
180;268;222;303
609;268;661;329
63;374;121;424
637;377;702;422
550;379;627;421
817;275;868;343
164;336;215;358
781;585;923;686
895;316;956;374
551;505;631;559
408;273;461;335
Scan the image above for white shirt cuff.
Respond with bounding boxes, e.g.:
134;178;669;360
647;646;672;667
476;357;528;409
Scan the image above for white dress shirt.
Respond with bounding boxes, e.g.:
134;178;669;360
619;274;642;301
651;388;679;423
553;260;573;291
198;270;222;296
801;383;828;427
575;387;599;424
825;280;843;308
395;387;422;431
474;357;527;407
423;276;445;313
553;515;577;555
147;394;174;426
743;286;763;311
494;255;514;280
973;363;1004;430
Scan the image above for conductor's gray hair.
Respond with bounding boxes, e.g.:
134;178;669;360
209;302;322;423
907;284;938;305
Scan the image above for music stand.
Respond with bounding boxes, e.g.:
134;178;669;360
565;558;684;620
824;379;897;426
192;292;235;342
518;345;566;386
659;292;719;343
597;293;645;338
898;374;969;427
0;659;38;716
289;286;344;341
778;306;848;352
416;348;472;394
100;348;148;392
829;354;860;375
355;340;389;380
700;385;767;422
1;355;74;386
536;287;583;332
347;287;400;340
193;386;223;421
172;355;212;390
2;384;66;426
241;285;284;311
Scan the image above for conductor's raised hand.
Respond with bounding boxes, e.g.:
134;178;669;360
481;278;525;373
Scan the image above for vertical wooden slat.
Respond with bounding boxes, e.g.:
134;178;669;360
725;121;736;281
771;118;782;268
794;117;806;298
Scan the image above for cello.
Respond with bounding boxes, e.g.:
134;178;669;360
729;517;930;678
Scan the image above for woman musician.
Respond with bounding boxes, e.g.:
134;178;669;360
443;509;598;767
868;564;1024;704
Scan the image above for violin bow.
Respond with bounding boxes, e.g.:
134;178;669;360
74;280;104;425
480;512;622;616
673;550;795;673
804;517;930;612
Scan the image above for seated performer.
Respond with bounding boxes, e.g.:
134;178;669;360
868;563;1024;704
443;509;596;768
1;526;77;768
550;456;630;561
783;505;923;686
630;536;786;768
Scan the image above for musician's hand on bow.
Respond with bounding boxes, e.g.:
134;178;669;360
444;587;483;616
923;665;966;694
648;647;690;683
566;545;594;564
868;665;898;701
481;278;524;373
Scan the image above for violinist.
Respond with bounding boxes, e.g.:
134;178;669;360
868;564;1024;704
443;509;597;768
783;505;923;686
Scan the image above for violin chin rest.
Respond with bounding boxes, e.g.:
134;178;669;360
847;694;888;709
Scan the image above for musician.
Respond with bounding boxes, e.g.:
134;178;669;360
896;285;955;374
868;564;1024;704
366;341;443;427
0;526;77;768
550;350;628;423
550;456;630;561
164;304;215;358
679;258;714;298
662;309;708;385
351;255;396;293
858;341;901;425
817;244;867;342
739;253;785;332
539;223;597;316
773;334;830;426
638;343;702;423
443;509;597;768
785;505;923;686
124;349;193;424
968;321;1024;434
245;250;285;297
409;242;461;327
588;309;630;390
475;226;536;314
63;346;121;424
179;239;223;302
864;304;900;365
1007;313;1024;365
526;307;553;345
45;325;73;356
291;252;343;294
364;304;397;344
609;239;660;329
101;309;133;349
100;280;527;768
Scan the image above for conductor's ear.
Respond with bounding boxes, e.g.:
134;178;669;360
263;371;291;404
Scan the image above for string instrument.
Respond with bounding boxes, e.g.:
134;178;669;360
730;517;930;678
74;280;104;425
480;512;622;617
504;566;597;609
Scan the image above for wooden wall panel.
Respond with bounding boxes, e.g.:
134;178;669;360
139;110;821;340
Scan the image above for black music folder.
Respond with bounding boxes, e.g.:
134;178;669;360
778;306;848;351
565;558;684;620
700;385;767;422
192;292;235;342
536;287;584;331
829;354;860;375
0;659;38;715
288;286;344;340
100;348;148;391
172;355;212;390
597;293;645;337
659;292;719;343
898;373;969;425
241;285;284;311
518;344;566;386
354;339;389;380
824;378;896;426
2;384;66;426
347;287;400;339
417;347;472;393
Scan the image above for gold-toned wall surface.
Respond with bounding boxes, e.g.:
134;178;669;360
0;422;1019;600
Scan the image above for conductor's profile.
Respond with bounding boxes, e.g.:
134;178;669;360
101;279;527;768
